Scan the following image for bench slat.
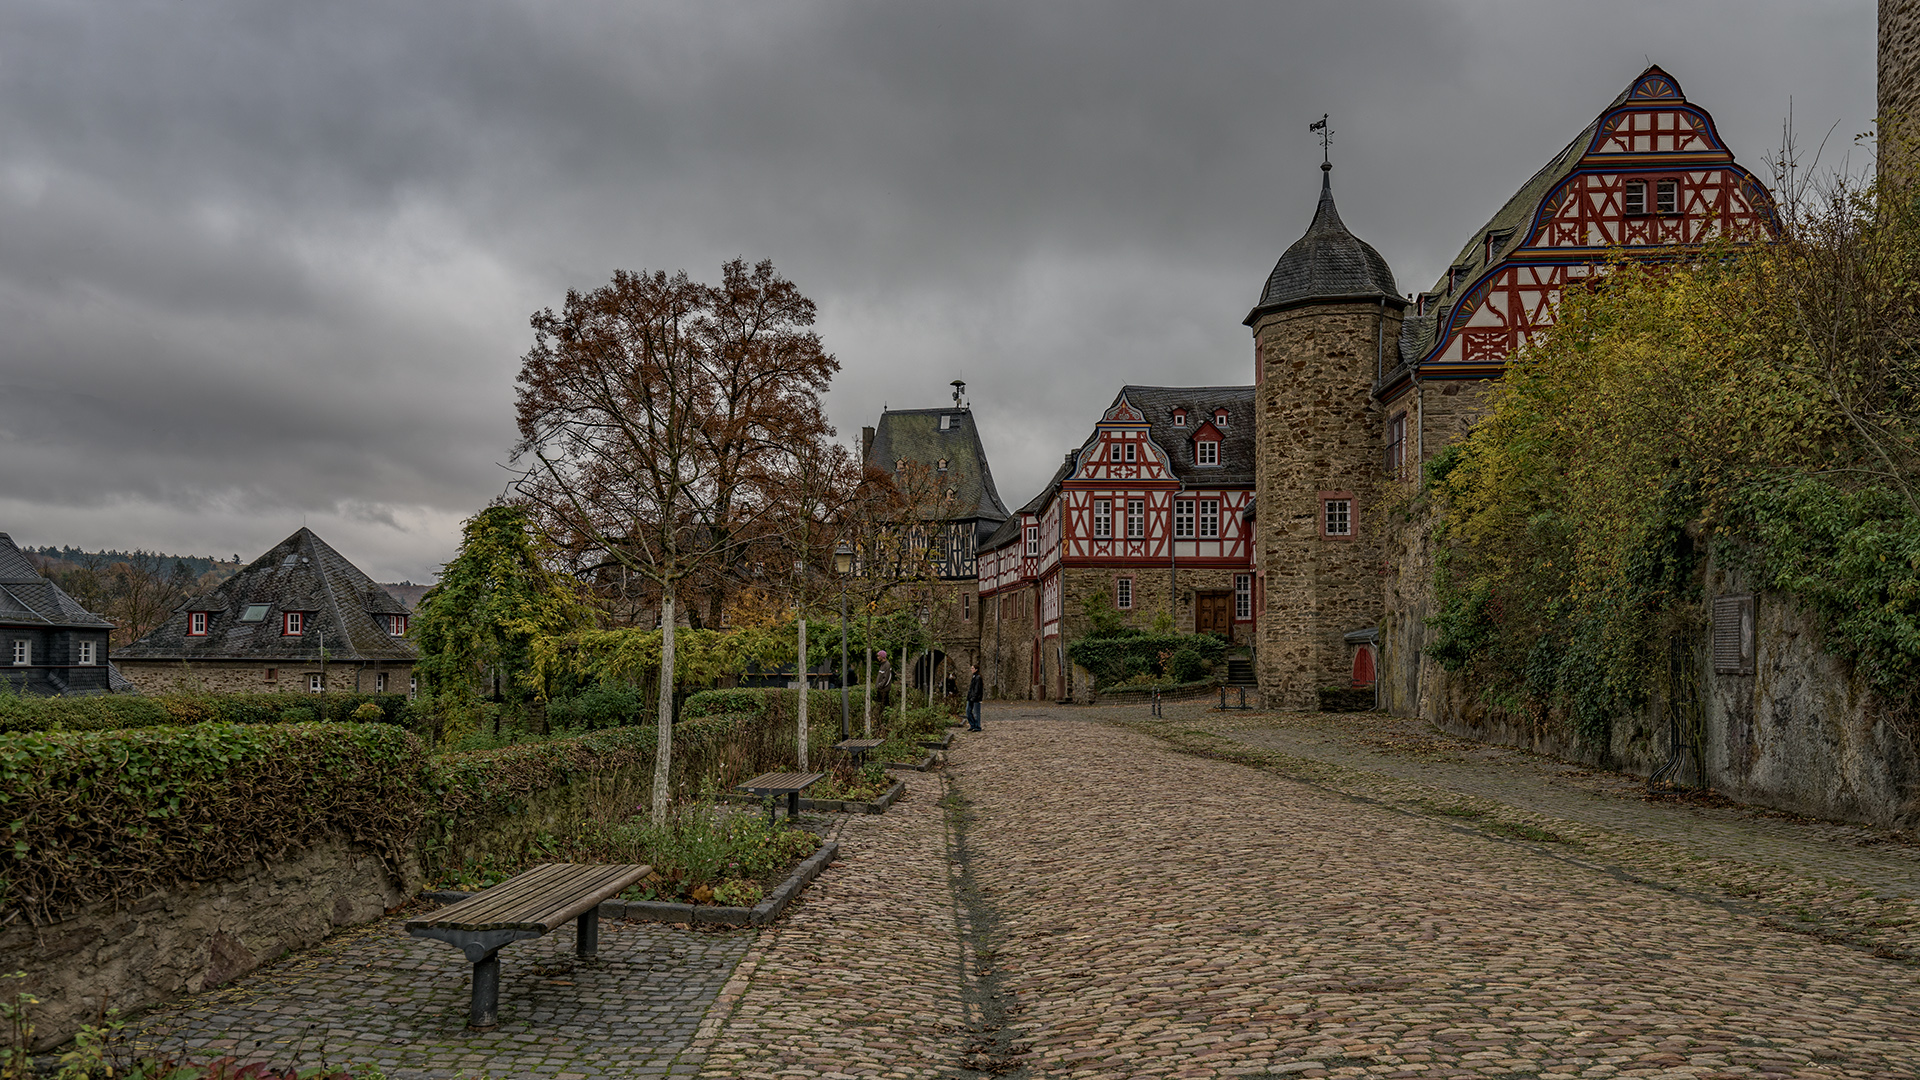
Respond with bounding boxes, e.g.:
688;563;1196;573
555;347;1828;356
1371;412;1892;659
408;862;652;933
738;771;825;793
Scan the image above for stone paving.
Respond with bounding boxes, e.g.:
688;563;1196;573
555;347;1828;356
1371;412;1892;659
119;703;1920;1078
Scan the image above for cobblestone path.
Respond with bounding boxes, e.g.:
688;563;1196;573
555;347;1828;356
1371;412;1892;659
956;705;1920;1078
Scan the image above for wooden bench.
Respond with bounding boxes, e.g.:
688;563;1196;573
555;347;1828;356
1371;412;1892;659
737;770;825;824
407;862;652;1029
832;738;886;768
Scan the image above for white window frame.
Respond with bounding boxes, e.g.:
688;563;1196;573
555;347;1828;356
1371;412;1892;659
1174;500;1194;539
1214;410;1228;427
1124;442;1136;463
1624;179;1647;215
409;675;418;699
1197;440;1219;466
77;640;97;666
1093;499;1112;539
1234;575;1252;620
1656;177;1678;215
1172;411;1187;427
11;640;29;666
387;614;408;636
1109;442;1121;461
1025;525;1039;556
284;611;304;636
1324;497;1353;537
308;672;324;693
1126;499;1145;539
1199;500;1220;539
376;672;387;692
188;611;208;636
1116;577;1133;610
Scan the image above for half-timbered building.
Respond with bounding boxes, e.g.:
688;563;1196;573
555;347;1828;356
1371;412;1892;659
980;386;1258;700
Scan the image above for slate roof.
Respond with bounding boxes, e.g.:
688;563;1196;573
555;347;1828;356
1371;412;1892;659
1247;163;1400;324
0;533;114;630
117;527;416;663
1112;386;1258;487
865;408;1011;528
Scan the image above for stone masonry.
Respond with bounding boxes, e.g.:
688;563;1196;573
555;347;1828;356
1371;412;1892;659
1254;301;1401;709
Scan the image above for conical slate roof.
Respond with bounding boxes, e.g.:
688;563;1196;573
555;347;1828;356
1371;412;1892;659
1245;163;1399;324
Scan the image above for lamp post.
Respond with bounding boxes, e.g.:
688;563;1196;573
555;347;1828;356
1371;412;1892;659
834;541;853;741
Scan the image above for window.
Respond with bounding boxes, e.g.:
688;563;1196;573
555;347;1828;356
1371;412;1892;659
1116;577;1133;610
1624;179;1647;215
239;603;270;623
308;673;323;693
409;675;418;699
1121;442;1134;463
1197;441;1219;466
77;640;97;666
962;593;971;620
376;672;388;692
1174;500;1194;539
283;611;304;636
1109;442;1121;461
1234;575;1252;620
11;640;28;666
939;414;953;430
386;614;408;636
1126;499;1145;539
1172;410;1187;427
1214;410;1228;427
936;458;948;473
1025;526;1039;556
188;611;208;636
264;667;277;682
1386;413;1408;480
1093;499;1112;539
1199;500;1220;539
1323;496;1353;538
1656;178;1678;215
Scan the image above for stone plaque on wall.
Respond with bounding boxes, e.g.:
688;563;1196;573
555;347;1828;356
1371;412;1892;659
1712;593;1756;675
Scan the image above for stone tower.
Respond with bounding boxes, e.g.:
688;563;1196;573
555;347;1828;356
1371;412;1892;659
1247;162;1404;711
1883;0;1920;182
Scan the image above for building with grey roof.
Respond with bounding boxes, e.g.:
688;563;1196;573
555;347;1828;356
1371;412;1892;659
116;527;417;696
0;532;119;696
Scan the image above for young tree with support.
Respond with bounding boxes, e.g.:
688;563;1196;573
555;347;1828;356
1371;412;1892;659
512;259;836;823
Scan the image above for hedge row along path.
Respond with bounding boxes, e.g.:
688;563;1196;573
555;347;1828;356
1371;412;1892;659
126;702;1920;1077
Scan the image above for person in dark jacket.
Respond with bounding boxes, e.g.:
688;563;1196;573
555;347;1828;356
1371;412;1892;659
965;664;983;731
876;651;892;709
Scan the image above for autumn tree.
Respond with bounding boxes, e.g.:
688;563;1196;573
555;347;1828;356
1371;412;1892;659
512;258;837;822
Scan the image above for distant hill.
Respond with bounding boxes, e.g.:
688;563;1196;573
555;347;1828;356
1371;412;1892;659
29;546;241;583
381;582;431;611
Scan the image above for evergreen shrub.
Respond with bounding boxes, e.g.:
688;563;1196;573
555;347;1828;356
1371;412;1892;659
1067;632;1227;687
0;691;411;734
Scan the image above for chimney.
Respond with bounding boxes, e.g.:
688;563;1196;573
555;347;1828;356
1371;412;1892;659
861;426;875;463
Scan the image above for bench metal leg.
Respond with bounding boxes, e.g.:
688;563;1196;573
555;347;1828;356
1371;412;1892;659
577;908;599;960
470;953;502;1029
786;790;800;823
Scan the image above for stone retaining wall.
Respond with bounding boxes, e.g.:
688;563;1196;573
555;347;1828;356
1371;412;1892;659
4;839;415;1050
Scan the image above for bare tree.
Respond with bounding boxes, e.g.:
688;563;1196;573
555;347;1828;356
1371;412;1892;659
513;259;837;822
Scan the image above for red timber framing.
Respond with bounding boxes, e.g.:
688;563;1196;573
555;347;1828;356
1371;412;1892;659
1058;396;1253;569
1388;66;1776;393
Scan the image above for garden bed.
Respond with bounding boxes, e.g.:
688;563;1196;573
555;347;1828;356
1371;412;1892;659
886;753;937;772
717;777;905;816
920;730;956;750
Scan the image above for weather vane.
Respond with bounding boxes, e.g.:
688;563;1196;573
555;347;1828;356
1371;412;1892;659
1310;113;1332;164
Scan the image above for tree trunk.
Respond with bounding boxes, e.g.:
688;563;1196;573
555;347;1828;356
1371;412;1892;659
796;617;809;769
652;586;676;825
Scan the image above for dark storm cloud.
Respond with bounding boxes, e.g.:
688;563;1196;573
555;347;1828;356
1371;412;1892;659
0;1;1875;581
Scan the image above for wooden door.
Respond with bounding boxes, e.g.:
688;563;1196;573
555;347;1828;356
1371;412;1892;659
1196;592;1232;641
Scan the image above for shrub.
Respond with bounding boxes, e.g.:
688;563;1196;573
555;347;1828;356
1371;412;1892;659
682;687;773;719
1168;647;1208;683
545;683;647;730
1067;632;1228;687
0;692;411;734
0;723;430;924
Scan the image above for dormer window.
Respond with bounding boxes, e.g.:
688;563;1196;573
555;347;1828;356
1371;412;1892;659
386;614;408;636
188;612;209;636
1197;440;1219;466
1624;179;1647;215
1172;410;1187;427
1214;410;1228;427
283;611;305;636
937;458;948;473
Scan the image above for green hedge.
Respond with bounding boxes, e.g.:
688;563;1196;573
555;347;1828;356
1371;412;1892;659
0;691;413;734
1066;633;1229;688
0;723;429;924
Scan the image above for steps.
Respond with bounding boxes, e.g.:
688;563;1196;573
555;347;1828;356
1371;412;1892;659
1226;657;1256;686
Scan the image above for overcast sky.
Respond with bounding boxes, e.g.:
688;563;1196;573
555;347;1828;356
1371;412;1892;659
0;1;1877;583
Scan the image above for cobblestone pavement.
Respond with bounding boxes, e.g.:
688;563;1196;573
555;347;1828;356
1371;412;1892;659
121;705;1920;1078
955;703;1920;1078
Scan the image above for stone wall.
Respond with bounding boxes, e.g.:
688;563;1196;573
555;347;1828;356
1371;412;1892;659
982;582;1040;699
117;659;415;696
1883;0;1920;182
1252;300;1401;709
3;839;416;1050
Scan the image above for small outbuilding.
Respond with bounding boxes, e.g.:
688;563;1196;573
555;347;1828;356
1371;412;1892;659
0;532;119;696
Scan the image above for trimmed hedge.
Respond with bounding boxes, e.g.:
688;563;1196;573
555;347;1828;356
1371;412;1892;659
0;691;413;734
1066;632;1229;688
0;723;430;924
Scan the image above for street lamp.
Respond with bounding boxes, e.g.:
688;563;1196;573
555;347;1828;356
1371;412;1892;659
834;541;854;741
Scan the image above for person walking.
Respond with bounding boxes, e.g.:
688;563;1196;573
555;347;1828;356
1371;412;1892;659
875;651;892;710
965;663;983;731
